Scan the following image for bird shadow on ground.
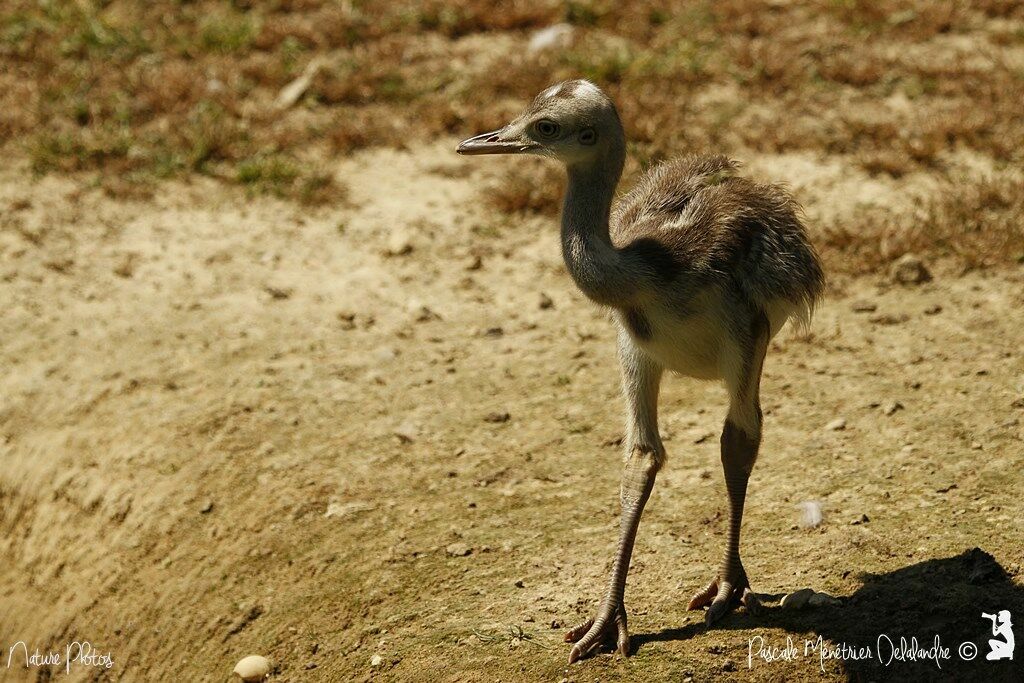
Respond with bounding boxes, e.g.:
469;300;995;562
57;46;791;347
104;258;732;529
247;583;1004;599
632;548;1024;681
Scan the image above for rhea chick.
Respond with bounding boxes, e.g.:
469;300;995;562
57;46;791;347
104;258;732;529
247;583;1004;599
457;80;824;664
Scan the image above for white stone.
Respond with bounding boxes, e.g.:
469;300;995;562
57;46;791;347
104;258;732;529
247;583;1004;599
528;24;574;53
797;500;823;528
233;655;270;681
781;588;814;610
808;591;842;607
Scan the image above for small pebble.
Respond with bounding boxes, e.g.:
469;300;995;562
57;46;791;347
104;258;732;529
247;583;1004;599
808;591;842;607
411;304;440;322
781;588;814;610
850;513;869;525
528;23;574;53
868;312;910;325
393;423;418;444
370;654;383;667
539;292;554;309
826;418;847;431
385;231;413;256
263;285;293;300
851;300;877;313
797;501;824;528
891;253;932;285
113;253;137;278
882;400;903;416
232;655;270;682
446;542;472;557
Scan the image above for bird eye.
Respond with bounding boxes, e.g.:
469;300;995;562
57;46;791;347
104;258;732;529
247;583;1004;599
579;129;597;145
535;119;560;138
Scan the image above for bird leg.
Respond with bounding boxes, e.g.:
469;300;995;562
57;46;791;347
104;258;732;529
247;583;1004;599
566;334;662;663
687;418;762;623
565;447;658;662
689;313;768;625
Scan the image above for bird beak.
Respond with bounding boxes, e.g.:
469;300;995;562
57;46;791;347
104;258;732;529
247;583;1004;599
456;128;538;155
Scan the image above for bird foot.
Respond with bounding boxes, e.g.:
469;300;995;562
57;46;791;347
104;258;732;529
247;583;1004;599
564;602;629;663
687;570;761;625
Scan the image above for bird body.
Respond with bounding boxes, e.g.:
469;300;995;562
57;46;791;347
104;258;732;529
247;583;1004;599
606;153;823;383
612;154;822;328
458;79;824;664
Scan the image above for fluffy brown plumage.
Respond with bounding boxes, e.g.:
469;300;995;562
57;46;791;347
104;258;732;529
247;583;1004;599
613;154;825;329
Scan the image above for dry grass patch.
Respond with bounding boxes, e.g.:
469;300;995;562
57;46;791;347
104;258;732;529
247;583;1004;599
484;159;564;216
820;173;1024;273
1;0;1022;255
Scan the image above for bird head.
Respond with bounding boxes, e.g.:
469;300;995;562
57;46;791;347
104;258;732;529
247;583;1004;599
457;80;623;168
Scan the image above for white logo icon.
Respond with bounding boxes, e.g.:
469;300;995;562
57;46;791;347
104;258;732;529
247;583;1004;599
982;611;1014;661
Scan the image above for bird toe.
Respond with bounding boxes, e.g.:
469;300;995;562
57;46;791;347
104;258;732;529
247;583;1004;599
740;587;762;615
704;598;731;625
687;577;719;611
564;617;594;643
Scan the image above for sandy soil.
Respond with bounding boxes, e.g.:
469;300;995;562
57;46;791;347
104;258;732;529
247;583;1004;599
1;143;1023;682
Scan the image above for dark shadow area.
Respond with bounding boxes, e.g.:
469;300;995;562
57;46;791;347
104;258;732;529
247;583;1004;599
634;548;1024;681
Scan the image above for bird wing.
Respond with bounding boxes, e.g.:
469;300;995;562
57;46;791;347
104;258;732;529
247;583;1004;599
612;154;739;239
611;154;742;278
612;154;824;313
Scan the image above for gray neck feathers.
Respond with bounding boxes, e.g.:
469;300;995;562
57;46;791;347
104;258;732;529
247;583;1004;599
560;134;634;307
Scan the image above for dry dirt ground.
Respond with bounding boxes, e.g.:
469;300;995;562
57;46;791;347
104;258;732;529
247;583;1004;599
1;143;1023;682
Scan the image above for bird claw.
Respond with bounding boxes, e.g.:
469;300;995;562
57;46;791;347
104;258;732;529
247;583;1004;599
687;570;760;625
564;603;630;663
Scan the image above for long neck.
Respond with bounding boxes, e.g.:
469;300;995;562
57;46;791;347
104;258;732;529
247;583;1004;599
560;143;634;307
